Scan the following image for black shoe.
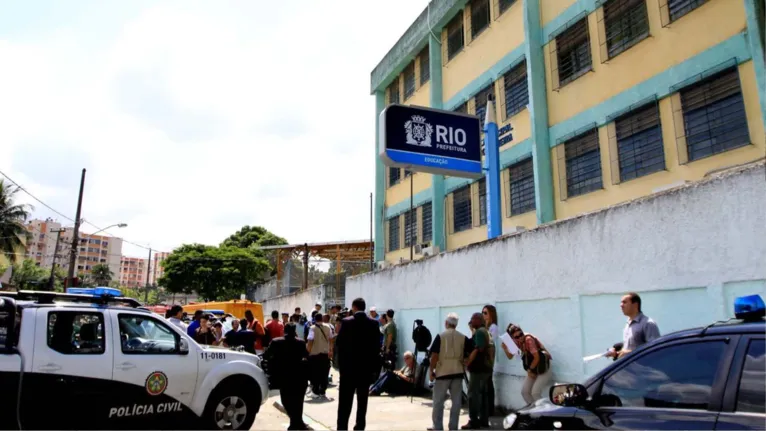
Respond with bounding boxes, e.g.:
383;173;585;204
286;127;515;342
461;423;479;430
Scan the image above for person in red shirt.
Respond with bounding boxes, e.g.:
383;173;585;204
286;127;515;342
264;310;285;348
245;310;266;353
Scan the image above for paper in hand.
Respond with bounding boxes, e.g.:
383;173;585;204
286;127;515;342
583;352;607;362
500;332;520;356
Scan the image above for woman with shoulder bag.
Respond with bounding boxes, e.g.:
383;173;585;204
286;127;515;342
502;324;553;405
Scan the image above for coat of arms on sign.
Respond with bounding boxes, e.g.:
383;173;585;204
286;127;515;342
404;115;433;147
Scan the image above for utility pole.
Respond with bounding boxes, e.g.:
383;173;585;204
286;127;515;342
369;193;374;271
48;228;66;291
67;169;86;286
144;248;152;304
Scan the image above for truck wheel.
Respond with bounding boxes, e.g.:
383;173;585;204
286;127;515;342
204;383;259;430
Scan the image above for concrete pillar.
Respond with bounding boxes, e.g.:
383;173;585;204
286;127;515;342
523;0;556;224
374;91;386;262
429;32;447;252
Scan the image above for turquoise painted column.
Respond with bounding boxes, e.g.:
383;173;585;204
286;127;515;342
744;0;766;128
429;32;447;252
374;91;386;262
523;0;556;224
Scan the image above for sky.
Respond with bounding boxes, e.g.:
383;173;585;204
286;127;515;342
0;0;428;258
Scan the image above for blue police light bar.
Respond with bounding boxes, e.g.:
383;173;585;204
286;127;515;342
734;294;766;321
66;287;122;297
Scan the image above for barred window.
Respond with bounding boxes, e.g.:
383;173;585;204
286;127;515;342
668;0;708;23
388;217;400;251
388;78;400;105
404;209;418;247
604;0;650;59
557;18;592;86
504;60;528;118
389;167;401;186
470;0;490;38
565;129;603;197
422;202;433;242
452;185;472;233
474;83;495;122
448;11;465;60
681;68;749;162
454;102;468;113
419;47;430;85
508;158;535;215
403;169;412;178
403;62;416;100
615;103;665;181
478;179;487;226
499;0;517;15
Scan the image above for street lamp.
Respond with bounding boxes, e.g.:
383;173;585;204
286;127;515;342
87;222;128;237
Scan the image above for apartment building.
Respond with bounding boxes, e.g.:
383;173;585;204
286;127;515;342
24;219;123;278
151;251;169;285
372;0;766;263
120;256;149;288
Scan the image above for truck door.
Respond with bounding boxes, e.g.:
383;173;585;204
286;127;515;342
29;308;113;429
107;311;199;427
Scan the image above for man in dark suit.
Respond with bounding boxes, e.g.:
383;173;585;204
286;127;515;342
262;322;309;430
335;297;382;430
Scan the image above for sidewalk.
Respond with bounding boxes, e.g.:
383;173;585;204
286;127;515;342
271;384;504;431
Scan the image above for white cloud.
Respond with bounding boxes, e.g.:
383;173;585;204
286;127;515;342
0;0;428;257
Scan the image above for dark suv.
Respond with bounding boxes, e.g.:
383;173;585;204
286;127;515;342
504;296;765;430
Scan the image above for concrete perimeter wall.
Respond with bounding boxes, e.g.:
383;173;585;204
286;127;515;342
260;286;326;318
347;161;766;410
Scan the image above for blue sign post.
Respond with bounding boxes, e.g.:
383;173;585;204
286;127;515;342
379;104;482;179
483;100;503;240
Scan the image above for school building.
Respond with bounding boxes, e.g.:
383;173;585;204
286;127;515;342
371;0;766;264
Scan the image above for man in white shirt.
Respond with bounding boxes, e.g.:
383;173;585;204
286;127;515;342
167;305;188;331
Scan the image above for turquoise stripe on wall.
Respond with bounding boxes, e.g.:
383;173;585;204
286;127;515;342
548;32;753;145
385;190;433;219
443;139;533;194
444;44;527;111
542;0;598;42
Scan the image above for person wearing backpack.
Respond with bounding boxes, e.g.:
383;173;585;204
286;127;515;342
502;323;553;405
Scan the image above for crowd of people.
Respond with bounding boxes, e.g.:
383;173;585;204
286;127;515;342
161;291;660;430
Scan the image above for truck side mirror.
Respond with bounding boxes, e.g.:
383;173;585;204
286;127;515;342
178;337;190;355
550;383;588;408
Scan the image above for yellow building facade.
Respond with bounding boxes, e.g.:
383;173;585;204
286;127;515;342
372;0;766;264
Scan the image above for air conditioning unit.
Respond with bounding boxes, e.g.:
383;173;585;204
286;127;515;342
422;246;440;257
413;242;431;255
375;261;390;270
507;226;526;234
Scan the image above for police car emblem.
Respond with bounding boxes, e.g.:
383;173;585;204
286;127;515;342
145;371;168;396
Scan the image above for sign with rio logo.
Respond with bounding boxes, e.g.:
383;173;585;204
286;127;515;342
379;104;482;178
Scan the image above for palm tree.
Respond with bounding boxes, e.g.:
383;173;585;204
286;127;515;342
90;264;114;286
0;179;32;260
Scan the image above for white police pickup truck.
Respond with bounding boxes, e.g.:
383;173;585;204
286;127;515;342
0;288;269;430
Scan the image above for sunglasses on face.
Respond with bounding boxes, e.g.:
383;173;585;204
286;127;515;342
482;311;488;315
512;333;523;340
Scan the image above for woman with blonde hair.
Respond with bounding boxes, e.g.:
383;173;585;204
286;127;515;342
503;323;553;404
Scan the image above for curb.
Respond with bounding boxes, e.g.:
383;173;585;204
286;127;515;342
272;400;330;431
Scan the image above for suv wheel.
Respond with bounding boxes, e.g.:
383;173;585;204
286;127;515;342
204;383;259;430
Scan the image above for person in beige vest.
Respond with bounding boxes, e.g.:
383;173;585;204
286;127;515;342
429;313;471;430
307;312;333;398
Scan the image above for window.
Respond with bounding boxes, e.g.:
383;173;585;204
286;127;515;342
556;18;592;86
736;339;765;413
388;78;400;105
419;46;430;85
508;158;536;215
565;129;602;197
389;167;401;186
47;312;105;355
403;62;416;100
422;202;433;243
447;11;465;60
667;0;708;23
603;0;650;59
499;0;517;15
388;217;400;251
478;179;487;226
404;209;418;247
615;103;665;181
470;0;490;38
454;102;468;113
504;60;528;118
474;83;495;122
599;341;726;409
680;68;749;162
452;185;472;233
404;169;412;178
120;315;179;353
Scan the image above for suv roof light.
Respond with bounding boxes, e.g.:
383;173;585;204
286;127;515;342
66;287;122;298
2;290;141;308
734;294;765;322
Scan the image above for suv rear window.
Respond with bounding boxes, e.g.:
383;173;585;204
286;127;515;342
47;311;105;355
736;339;765;414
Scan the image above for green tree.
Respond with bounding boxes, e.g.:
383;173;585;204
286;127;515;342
158;244;269;302
0;179;32;260
221;225;288;249
90;263;114;286
11;258;49;290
